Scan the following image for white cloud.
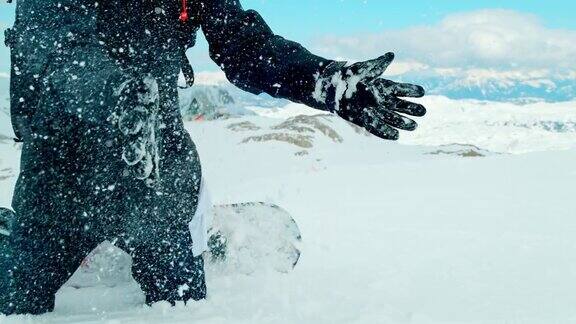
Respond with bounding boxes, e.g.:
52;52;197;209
313;9;576;72
0;72;9;79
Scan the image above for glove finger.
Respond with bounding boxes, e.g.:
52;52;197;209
370;85;427;117
122;135;147;166
363;109;400;140
118;107;148;135
350;52;395;82
131;151;154;180
374;108;418;131
391;98;427;117
372;79;425;98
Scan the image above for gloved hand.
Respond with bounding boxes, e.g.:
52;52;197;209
313;52;426;140
114;76;161;187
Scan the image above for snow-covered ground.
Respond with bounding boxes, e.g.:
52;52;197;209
1;97;575;323
402;96;576;153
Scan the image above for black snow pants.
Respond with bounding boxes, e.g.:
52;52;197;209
1;0;206;315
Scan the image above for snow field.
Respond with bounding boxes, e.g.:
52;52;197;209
1;98;575;323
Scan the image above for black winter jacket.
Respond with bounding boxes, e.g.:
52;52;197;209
7;0;333;140
100;0;332;107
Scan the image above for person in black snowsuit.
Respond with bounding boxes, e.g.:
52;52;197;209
0;0;427;315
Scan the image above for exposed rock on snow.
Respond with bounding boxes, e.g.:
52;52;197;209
226;121;261;132
236;115;344;154
486;120;576;133
271;115;344;143
241;133;314;149
427;144;495;158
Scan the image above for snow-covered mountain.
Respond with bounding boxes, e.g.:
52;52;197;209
177;73;288;121
178;85;255;120
397;69;576;103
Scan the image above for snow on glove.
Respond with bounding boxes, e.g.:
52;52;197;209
313;52;426;140
113;76;160;187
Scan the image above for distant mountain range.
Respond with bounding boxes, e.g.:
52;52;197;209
396;70;576;103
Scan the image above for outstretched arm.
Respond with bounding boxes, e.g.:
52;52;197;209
199;0;329;108
198;0;426;140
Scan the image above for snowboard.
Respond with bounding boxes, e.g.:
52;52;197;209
64;202;302;289
206;202;302;274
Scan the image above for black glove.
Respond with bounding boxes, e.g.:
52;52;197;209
113;76;160;187
313;52;426;140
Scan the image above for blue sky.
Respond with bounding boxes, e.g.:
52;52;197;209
1;0;575;72
241;0;576;38
1;1;576;33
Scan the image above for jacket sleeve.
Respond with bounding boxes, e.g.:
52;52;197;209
198;0;333;110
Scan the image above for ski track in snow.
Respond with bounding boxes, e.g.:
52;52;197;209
1;98;576;323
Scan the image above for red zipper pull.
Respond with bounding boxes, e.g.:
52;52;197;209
179;0;189;22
